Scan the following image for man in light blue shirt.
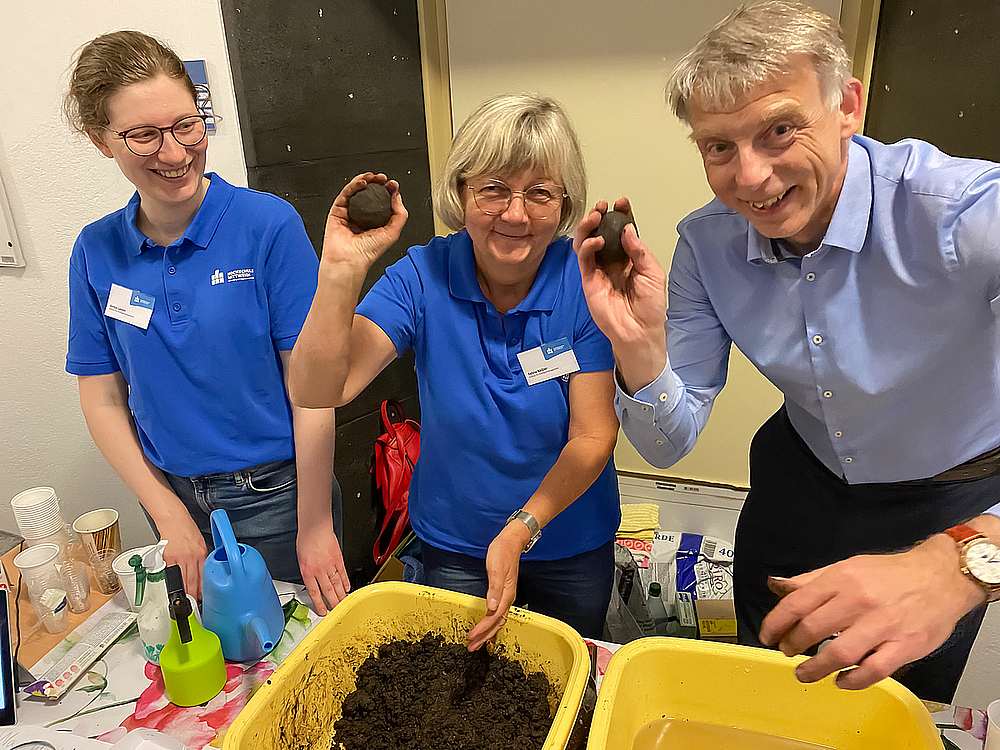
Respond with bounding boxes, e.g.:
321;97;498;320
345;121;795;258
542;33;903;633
576;0;1000;702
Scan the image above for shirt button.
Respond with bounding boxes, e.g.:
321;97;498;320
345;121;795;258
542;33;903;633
511;339;520;346
168;266;177;275
845;457;853;463
835;431;843;438
656;440;664;445
812;334;823;345
806;272;816;281
823;390;833;398
659;392;669;402
172;303;182;312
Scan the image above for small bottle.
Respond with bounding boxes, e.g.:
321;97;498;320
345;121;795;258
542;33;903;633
132;540;172;664
628;579;657;637
647;582;671;636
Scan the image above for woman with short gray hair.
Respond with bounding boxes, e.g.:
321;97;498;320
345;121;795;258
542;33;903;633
290;93;620;648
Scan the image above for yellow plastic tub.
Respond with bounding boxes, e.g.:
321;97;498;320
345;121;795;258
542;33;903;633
588;638;943;749
223;581;589;750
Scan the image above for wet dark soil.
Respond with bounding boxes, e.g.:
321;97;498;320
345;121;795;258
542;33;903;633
332;633;555;750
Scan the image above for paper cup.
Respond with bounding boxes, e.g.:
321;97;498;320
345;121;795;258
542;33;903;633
114;545;154;610
73;508;121;560
986;699;1000;750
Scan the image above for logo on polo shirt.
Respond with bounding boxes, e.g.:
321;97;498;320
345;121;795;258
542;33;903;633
210;268;256;286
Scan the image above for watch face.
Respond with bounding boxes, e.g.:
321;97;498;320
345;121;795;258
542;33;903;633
966;540;1000;585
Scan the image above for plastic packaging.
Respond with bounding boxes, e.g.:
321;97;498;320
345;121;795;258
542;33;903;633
132;540;171;664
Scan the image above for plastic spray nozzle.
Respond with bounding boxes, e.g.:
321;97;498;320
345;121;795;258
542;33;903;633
130;554;146;607
165;564;192;644
142;539;169;574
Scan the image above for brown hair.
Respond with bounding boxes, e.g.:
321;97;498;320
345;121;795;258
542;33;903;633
64;30;196;136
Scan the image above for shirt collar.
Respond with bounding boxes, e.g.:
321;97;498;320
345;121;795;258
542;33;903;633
447;229;562;312
746;137;873;264
124;172;235;256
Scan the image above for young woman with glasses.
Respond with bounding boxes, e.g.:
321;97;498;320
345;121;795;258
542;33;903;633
64;31;348;614
290;93;620;647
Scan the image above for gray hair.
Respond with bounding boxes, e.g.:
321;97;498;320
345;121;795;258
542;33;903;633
433;93;587;235
666;1;853;122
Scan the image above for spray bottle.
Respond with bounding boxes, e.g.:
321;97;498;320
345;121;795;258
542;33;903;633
159;564;226;706
130;540;171;664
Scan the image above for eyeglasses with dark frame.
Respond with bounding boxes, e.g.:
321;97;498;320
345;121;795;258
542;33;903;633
109;114;213;157
467;179;568;220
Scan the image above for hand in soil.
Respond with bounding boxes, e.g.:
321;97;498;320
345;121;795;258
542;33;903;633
334;634;555;750
468;522;528;651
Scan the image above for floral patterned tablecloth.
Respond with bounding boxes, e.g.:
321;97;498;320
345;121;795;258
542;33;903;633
16;581;318;749
15;604;991;749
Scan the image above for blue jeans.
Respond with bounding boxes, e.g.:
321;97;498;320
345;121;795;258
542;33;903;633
421;540;615;638
152;458;343;585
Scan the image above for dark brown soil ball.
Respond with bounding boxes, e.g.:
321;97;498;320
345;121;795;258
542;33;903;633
347;183;392;230
332;633;555;750
590;209;636;269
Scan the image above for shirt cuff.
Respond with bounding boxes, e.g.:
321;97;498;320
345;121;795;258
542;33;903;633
614;359;682;426
983;501;1000;520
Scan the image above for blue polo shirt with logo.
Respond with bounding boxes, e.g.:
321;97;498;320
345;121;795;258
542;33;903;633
356;230;620;561
67;173;318;477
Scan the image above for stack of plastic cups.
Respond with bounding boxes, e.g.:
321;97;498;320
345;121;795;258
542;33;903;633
10;488;70;556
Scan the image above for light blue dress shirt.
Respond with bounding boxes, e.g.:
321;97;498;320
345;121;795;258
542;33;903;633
617;135;1000;518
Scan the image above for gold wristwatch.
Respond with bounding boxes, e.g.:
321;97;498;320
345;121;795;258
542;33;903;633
507;510;541;553
944;524;1000;603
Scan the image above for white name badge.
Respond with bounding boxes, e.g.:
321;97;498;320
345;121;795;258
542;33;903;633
104;283;154;330
517;337;580;386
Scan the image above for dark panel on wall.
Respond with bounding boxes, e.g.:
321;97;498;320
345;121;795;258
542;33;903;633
864;0;1000;162
220;0;432;585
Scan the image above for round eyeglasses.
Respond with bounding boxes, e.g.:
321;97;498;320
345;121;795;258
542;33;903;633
468;179;567;220
110;114;210;156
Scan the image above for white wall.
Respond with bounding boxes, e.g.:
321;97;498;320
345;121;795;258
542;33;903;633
0;3;246;550
446;0;999;709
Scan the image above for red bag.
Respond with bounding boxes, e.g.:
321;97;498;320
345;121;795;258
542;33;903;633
371;399;420;565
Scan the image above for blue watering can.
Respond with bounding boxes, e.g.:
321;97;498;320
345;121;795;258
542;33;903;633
201;509;284;662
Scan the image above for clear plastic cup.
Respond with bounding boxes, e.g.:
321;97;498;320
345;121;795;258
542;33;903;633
62;560;91;614
90;548;121;595
13;544;69;635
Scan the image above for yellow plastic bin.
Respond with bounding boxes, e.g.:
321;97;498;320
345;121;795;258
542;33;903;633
588;638;943;749
223;581;589;750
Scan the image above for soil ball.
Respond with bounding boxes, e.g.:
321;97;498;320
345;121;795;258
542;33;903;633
347;183;392;230
590;209;636;269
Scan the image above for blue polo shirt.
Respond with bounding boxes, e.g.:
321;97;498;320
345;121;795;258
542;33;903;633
67;173;319;477
357;230;620;560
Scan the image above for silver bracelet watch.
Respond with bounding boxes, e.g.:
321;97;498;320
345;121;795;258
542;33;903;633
506;509;542;553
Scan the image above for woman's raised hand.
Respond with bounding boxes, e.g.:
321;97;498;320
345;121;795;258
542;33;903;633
321;172;408;268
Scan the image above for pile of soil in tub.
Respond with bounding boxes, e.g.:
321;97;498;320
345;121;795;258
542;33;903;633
332;633;555;750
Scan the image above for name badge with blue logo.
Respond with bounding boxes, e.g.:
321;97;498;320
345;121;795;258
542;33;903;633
104;283;154;330
516;337;580;386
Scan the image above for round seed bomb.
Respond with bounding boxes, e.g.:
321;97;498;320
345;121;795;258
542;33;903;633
590;209;636;269
347;183;392;230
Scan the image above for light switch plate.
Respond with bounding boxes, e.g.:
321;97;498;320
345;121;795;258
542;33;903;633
0;168;24;268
